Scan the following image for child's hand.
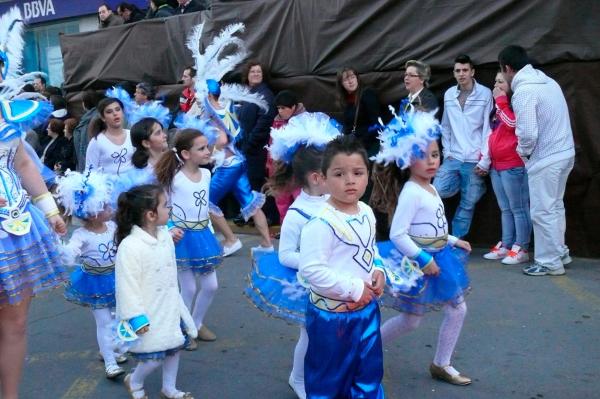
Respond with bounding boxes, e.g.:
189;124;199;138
137;326;150;335
0;196;6;207
170;228;184;243
422;259;440;276
48;215;67;236
355;282;375;308
371;270;385;297
455;239;472;253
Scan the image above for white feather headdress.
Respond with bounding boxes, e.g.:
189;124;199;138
186;22;267;111
55;168;114;219
267;112;342;164
105;86;172;128
371;106;441;169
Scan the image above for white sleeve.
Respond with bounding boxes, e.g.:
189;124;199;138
115;240;147;321
389;186;422;258
299;219;365;302
278;211;304;269
512;90;538;157
60;228;85;265
441;100;451;158
85;137;101;171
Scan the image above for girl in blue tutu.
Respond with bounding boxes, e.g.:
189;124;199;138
155;129;222;345
246;112;339;398
371;107;472;386
56;168;128;379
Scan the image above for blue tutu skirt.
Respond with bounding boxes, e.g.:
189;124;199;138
378;241;470;315
0;203;66;308
245;252;308;325
175;227;223;274
64;267;115;309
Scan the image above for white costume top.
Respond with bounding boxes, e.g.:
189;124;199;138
61;221;117;268
0;124;28;222
85;130;134;176
389;181;458;257
299;201;383;302
279;190;329;270
115;225;196;353
170;168;211;223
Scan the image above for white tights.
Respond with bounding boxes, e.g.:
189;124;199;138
130;352;181;398
290;326;308;385
381;301;467;367
92;308;116;367
178;270;218;329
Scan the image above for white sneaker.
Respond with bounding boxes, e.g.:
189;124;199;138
561;252;573;266
250;245;275;257
105;363;125;379
288;374;306;399
483;242;508;260
222;239;242;257
501;245;529;265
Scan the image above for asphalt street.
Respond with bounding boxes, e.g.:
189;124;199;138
22;234;600;399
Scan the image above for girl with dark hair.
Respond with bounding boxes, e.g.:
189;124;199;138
155;129;223;344
130;117;168;170
86;97;134;176
247;112;340;398
336;67;383;157
298;134;386;399
115;184;197;399
372;110;472;386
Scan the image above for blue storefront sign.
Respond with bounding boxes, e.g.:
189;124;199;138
0;0;148;24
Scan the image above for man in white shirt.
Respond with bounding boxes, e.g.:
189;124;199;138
498;45;575;276
434;55;493;238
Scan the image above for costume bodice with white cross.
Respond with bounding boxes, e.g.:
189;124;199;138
170;168;211;222
0;123;28;223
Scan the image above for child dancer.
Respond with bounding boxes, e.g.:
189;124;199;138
155;130;223;344
115;184;197;399
246;113;339;398
56;169;127;379
372;108;472;385
299;135;386;399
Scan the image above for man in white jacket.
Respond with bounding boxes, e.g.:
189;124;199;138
434;54;493;238
498;45;575;276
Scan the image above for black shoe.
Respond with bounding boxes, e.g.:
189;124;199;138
233;214;246;227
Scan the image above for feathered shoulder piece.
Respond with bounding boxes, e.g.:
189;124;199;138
173;112;219;145
186;23;267;111
55;167;113;219
371;106;441;169
0;7;49;105
268;112;342;164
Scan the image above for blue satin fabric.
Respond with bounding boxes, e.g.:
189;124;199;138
209;162;265;220
305;300;385;399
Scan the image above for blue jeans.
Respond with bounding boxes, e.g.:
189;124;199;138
490;167;532;249
433;159;486;238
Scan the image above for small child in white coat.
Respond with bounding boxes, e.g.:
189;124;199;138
115;184;197;399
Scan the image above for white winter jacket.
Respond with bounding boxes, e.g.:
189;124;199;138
116;225;197;354
511;64;575;173
441;80;493;167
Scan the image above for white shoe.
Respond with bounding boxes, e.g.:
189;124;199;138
501;245;529;265
251;245;275;257
483;242;508;260
222;239;242;257
105;363;125;379
288;374;306;399
98;351;128;364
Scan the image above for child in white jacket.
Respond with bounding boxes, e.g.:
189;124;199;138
115;184;197;399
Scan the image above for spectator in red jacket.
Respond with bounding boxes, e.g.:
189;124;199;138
179;66;196;113
483;72;531;265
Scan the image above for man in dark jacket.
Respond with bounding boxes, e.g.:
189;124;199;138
98;4;124;28
73;90;100;171
117;2;146;23
176;0;208;13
